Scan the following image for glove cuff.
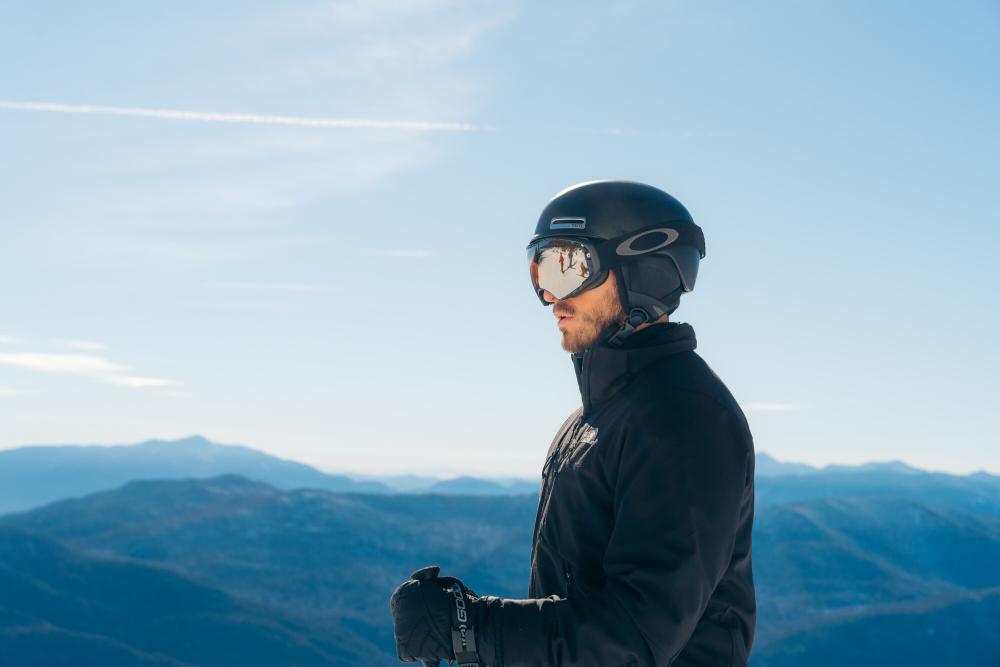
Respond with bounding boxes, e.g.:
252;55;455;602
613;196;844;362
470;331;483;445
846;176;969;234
473;595;504;667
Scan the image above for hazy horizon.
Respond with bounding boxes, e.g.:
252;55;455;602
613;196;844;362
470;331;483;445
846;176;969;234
1;432;991;479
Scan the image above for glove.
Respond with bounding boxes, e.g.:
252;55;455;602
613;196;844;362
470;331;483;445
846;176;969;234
389;564;504;666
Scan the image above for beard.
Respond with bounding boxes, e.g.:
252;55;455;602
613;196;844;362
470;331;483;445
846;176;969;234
559;287;626;353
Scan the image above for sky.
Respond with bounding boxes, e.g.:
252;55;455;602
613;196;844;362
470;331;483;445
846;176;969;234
1;0;998;477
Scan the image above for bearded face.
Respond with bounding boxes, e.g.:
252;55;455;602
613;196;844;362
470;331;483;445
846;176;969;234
549;271;626;353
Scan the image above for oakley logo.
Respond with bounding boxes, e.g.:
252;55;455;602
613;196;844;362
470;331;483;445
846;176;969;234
550;217;586;230
616;227;679;256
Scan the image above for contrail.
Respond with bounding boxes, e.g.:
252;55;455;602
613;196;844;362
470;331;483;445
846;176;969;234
0;100;480;132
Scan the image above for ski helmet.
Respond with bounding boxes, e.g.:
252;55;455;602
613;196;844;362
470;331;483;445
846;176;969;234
526;180;705;346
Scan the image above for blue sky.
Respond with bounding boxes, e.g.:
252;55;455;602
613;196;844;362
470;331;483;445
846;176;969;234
1;0;997;476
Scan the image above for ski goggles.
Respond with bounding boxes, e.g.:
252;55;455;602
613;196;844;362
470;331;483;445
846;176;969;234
526;237;611;302
527;224;700;303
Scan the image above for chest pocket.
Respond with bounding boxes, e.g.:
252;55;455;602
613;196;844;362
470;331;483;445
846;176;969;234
563;423;600;469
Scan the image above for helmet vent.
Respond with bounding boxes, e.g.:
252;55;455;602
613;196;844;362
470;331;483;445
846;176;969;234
550;217;587;230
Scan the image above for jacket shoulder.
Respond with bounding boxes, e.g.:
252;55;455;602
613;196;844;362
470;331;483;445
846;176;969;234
631;350;752;441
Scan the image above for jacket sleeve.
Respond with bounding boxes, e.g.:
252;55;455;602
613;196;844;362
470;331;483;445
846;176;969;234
499;397;752;666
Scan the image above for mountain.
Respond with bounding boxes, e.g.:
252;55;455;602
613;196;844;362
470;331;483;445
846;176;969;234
1;475;535;652
820;459;925;475
749;495;1000;665
425;475;540;495
5;475;999;665
757;467;1000;515
346;473;540;495
750;586;1000;667
349;472;446;492
0;526;377;666
0;435;392;513
755;452;823;476
753;497;1000;624
754;452;926;477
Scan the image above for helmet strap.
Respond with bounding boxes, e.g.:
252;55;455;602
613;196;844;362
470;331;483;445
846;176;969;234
602;266;685;348
603;266;640;348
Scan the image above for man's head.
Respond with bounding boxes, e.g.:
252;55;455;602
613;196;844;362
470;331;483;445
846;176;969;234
527;180;705;349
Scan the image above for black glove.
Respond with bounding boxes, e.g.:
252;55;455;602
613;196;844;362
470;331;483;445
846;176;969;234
389;565;504;666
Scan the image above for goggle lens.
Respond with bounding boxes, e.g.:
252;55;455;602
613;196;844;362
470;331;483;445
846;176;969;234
527;239;596;300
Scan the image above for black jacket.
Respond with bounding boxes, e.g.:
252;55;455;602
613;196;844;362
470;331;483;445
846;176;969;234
499;322;755;666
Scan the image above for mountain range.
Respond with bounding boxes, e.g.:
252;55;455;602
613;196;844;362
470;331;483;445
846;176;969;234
2;435;999;664
3;472;1000;666
0;435;548;513
3;434;993;514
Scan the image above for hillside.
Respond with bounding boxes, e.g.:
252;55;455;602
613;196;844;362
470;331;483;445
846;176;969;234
0;526;379;666
2;475;535;650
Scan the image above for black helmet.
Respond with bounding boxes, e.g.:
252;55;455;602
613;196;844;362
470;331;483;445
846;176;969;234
526;180;705;346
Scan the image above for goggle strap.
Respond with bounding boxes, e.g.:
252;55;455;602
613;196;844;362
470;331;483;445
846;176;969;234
531;221;704;266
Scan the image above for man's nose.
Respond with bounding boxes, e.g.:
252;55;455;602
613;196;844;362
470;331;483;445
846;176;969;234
542;290;557;304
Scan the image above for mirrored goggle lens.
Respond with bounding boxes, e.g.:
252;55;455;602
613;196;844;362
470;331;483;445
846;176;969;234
527;240;595;300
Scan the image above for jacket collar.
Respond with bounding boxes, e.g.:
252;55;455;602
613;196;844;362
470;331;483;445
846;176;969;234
571;321;697;415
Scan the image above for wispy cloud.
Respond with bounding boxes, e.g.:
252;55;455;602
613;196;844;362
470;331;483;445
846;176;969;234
8;2;512;273
206;281;320;292
162;389;197;398
0;386;38;397
362;249;433;258
0;101;480;132
566;126;642;137
56;339;108;352
745;402;807;413
0;351;179;389
187;302;303;312
0;335;18;345
72;234;313;267
280;0;460;27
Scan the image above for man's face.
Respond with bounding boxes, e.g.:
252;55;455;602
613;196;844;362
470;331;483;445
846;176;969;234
543;270;626;353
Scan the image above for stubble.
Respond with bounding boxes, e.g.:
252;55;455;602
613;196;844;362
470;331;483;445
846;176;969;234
560;286;626;353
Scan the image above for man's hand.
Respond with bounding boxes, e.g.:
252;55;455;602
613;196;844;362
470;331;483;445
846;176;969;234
388;565;503;666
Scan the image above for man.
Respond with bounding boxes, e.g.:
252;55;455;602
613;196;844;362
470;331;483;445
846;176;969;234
390;180;756;666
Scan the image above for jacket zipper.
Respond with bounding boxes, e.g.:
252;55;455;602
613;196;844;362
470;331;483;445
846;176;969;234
529;416;586;592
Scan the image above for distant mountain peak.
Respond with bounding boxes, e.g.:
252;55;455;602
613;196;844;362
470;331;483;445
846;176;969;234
138;434;220;448
755;451;931;477
755;451;821;476
0;435;393;514
820;459;926;475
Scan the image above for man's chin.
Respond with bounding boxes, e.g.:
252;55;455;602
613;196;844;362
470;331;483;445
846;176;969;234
560;329;596;354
